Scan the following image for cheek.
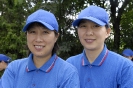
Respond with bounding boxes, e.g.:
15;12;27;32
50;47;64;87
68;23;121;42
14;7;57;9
96;30;108;38
105;32;110;38
46;36;57;44
101;31;109;39
27;37;32;44
77;32;84;44
78;30;83;38
27;38;31;49
26;35;34;48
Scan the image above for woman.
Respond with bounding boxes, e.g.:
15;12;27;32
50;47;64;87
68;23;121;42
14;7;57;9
0;54;11;71
122;48;133;60
1;9;80;88
66;5;133;88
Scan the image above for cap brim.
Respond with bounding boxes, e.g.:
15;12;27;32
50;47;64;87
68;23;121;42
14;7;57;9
72;16;106;27
22;20;54;32
123;53;130;57
0;54;11;63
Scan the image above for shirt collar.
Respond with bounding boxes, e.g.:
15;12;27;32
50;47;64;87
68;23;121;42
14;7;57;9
82;45;108;66
26;53;58;73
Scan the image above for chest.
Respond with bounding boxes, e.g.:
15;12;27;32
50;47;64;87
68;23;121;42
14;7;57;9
14;70;58;88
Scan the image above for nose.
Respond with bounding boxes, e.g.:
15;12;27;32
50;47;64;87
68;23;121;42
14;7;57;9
86;27;93;36
35;34;43;42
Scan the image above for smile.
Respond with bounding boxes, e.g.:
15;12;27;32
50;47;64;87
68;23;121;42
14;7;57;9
85;39;95;43
34;45;44;49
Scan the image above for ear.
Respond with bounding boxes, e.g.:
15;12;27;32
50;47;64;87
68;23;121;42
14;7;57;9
105;28;111;38
56;33;60;38
55;33;60;42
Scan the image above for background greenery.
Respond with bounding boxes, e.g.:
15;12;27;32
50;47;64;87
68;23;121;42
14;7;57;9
0;0;133;75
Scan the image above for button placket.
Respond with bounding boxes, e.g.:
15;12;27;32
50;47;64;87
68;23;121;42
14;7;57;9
32;83;35;87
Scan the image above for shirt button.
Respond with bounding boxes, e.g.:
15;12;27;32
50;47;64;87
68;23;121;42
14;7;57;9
32;84;35;87
88;78;90;82
89;65;92;68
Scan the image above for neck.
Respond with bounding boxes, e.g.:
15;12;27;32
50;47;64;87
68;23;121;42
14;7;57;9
84;46;104;64
33;54;51;68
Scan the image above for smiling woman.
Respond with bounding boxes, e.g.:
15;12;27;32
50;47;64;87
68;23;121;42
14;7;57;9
0;9;80;88
66;5;133;88
26;22;59;68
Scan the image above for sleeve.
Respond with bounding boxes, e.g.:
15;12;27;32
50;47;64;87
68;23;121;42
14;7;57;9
1;62;16;88
59;70;80;88
118;64;133;88
66;57;74;64
0;79;2;88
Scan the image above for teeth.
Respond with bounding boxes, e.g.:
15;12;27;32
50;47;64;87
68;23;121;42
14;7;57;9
35;45;43;49
85;39;94;43
86;39;93;42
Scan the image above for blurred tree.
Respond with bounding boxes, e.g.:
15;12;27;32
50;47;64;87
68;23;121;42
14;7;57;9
0;0;27;60
0;0;133;60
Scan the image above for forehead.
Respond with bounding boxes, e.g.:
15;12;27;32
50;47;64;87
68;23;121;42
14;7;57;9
78;19;98;25
27;22;47;30
28;22;46;28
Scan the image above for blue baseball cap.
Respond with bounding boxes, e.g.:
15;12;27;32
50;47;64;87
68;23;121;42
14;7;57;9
132;51;133;56
0;54;11;63
22;9;58;32
122;49;133;57
72;5;109;27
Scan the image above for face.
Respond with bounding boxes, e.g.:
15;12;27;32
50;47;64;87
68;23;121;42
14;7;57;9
27;23;59;59
0;61;7;71
123;56;132;60
77;20;110;51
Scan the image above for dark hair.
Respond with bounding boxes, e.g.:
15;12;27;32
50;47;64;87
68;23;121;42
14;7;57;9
51;31;59;55
105;24;110;29
76;20;110;29
26;22;59;56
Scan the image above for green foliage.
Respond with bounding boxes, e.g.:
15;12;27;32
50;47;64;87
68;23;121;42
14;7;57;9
0;0;133;62
120;2;133;51
14;0;23;5
0;0;28;60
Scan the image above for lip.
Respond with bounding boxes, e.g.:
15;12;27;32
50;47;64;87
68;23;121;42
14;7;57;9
85;39;95;43
34;45;45;50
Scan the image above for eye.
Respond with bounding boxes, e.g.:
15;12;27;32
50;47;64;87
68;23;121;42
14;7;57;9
91;24;100;29
93;24;100;27
43;31;49;34
78;24;87;28
28;30;36;34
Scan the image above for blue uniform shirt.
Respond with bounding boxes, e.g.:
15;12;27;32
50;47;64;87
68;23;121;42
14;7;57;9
1;53;80;88
66;45;133;88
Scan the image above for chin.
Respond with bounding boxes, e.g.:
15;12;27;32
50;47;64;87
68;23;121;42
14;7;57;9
85;46;96;51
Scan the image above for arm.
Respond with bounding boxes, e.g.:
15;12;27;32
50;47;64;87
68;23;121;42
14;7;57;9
118;65;133;88
59;69;80;88
1;62;15;88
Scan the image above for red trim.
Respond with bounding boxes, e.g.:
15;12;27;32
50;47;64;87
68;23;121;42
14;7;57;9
99;50;108;66
81;57;84;66
46;55;58;72
81;50;109;66
26;66;29;72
